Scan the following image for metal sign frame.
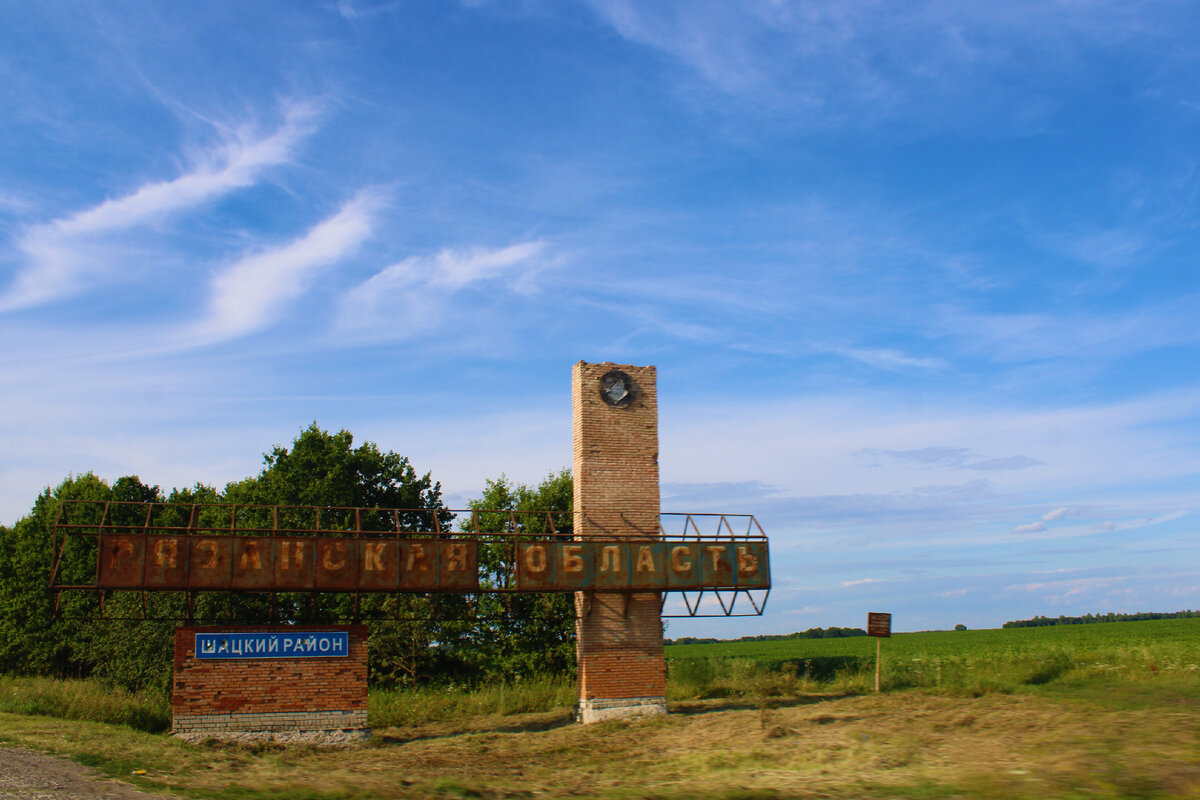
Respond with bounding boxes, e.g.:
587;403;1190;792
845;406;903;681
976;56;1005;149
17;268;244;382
49;500;770;622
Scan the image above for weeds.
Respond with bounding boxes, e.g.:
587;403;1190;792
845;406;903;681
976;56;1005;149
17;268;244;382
370;674;575;727
0;675;169;732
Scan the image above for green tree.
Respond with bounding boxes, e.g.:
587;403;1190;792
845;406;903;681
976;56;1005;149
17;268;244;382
0;425;577;691
224;423;456;685
0;473;172;688
458;470;576;681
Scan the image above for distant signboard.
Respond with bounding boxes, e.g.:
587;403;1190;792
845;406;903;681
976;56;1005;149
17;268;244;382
867;612;891;638
195;631;349;659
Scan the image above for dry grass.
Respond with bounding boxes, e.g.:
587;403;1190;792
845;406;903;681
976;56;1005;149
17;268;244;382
2;679;1200;799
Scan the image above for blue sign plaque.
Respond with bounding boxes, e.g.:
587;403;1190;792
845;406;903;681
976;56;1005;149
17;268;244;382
195;631;349;659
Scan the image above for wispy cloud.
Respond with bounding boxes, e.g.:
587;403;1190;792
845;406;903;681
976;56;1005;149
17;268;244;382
935;300;1200;362
1005;575;1127;599
841;578;883;588
826;346;948;374
0;102;318;312
1096;511;1188;534
856;446;1042;472
0;192;33;214
585;0;1188;130
184;189;380;344
335;240;549;340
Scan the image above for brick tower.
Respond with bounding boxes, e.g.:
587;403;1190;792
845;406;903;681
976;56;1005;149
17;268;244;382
572;361;667;723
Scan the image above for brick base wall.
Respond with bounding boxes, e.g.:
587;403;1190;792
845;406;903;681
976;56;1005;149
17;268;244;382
172;625;368;736
576;591;665;704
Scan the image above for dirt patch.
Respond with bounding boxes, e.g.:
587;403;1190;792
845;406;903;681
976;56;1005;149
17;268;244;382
0;747;179;800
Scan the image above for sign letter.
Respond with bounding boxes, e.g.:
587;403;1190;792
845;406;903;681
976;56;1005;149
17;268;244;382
108;538;133;568
671;546;692;572
599;545;621;573
152;538;177;568
524;544;547;573
323;542;347;571
363;542;386;572
562;545;584;574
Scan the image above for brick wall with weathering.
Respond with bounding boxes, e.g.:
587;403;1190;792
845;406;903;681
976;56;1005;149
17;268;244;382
172;624;368;735
572;361;667;723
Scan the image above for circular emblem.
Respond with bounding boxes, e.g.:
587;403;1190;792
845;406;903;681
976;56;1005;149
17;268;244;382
599;369;637;408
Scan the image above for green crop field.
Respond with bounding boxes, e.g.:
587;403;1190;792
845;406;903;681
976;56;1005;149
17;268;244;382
664;617;1200;697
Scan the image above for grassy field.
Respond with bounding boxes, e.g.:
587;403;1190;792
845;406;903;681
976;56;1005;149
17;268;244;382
665;618;1200;697
0;619;1197;799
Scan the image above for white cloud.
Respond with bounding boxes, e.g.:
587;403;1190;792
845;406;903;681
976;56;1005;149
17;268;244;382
336;240;548;340
1043;506;1073;521
1013;521;1046;534
840;578;883;587
0;102;318;312
185;190;380;344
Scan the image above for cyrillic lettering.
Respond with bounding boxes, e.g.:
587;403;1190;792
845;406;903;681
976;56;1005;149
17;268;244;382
239;542;262;570
445;543;467;571
670;546;692;572
108;538;133;568
599;545;621;573
635;545;656;573
562;545;584;574
524;545;547;573
323;542;346;571
197;540;218;569
280;541;303;570
152;538;177;568
737;545;759;575
407;543;429;572
705;545;725;571
364;542;386;572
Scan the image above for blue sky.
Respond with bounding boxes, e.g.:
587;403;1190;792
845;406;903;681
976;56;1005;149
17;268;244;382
2;1;1199;635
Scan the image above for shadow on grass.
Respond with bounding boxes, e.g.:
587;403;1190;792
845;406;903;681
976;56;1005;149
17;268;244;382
373;708;576;745
668;693;860;716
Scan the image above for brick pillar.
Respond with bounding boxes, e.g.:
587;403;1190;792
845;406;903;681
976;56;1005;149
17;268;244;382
573;361;667;723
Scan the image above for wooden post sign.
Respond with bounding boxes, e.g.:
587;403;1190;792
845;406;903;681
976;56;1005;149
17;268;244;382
867;612;891;693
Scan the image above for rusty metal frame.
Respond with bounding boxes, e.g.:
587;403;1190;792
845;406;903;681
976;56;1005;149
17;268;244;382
49;500;770;622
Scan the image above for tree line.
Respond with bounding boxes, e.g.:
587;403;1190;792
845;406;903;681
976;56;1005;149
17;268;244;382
667;626;867;646
0;424;574;694
1003;611;1200;628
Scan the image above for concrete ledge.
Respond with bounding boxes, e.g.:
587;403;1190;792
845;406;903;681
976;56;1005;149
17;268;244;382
578;696;667;724
173;727;371;747
172;709;367;734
